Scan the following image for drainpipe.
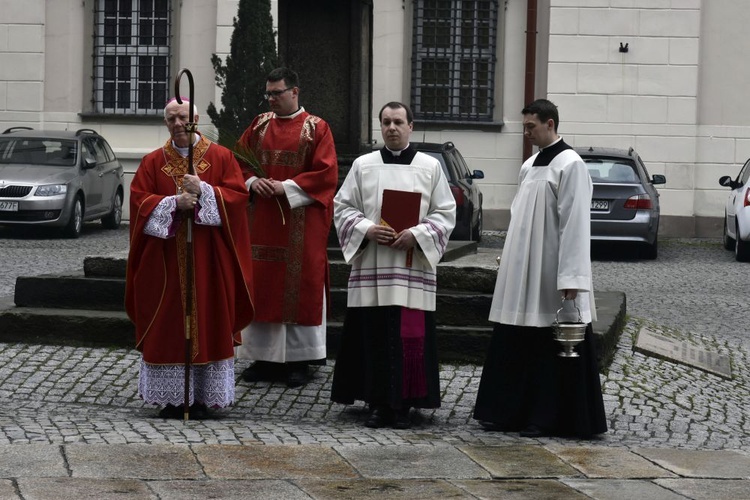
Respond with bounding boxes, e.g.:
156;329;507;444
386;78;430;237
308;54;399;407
523;0;538;161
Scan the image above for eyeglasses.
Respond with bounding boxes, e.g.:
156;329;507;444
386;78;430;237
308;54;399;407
263;88;293;100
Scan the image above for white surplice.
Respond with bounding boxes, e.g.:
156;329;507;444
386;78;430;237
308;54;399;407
489;142;597;327
334;151;456;311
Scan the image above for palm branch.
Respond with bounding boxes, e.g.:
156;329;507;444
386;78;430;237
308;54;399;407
199;126;266;178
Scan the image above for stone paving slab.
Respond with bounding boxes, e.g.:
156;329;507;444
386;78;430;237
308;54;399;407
17;477;153;500
194;444;358;480
545;444;678;478
562;478;688;500
458;444;579;478
297;478;469;499
0;444;67;478
66;443;203;479
0;481;16;500
654;478;750;500
454;479;590;499
634;448;750;478
150;479;310;500
334;444;490;479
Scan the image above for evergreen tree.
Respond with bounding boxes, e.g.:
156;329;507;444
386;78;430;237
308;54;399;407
207;0;278;141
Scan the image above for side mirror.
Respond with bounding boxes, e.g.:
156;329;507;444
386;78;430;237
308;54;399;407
83;157;97;170
651;174;666;185
719;175;740;189
471;170;485;180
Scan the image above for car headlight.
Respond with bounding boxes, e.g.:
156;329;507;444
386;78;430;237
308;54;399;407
35;184;68;196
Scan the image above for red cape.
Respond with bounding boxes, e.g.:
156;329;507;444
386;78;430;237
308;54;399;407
125;136;255;364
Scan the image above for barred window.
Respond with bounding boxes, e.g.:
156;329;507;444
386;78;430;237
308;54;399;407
411;0;498;122
93;0;172;115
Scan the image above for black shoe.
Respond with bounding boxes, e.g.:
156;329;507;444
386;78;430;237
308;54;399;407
365;406;395;428
241;361;285;382
520;425;546;438
479;421;505;432
286;366;311;388
189;403;211;420
157;404;183;419
393;408;411;429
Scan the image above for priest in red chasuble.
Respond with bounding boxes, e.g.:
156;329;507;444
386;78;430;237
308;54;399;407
126;98;255;419
235;67;338;388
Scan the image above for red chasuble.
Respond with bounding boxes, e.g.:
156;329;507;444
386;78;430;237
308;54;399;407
125;136;255;365
238;110;338;325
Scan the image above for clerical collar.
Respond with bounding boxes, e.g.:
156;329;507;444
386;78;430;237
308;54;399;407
539;137;562;151
172;133;201;157
381;144;417;165
532;137;572;167
276;106;305;120
385;143;411;157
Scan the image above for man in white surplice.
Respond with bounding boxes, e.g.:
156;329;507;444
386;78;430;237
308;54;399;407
473;99;607;439
331;102;456;429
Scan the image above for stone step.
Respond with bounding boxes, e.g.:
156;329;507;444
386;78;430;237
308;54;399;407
11;274;494;327
0;303;492;364
14;273;126;311
0;303;133;348
84;242;479;279
329;287;493;326
0;290;626;371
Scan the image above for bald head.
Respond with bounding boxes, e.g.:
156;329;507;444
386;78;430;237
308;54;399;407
164;99;199;148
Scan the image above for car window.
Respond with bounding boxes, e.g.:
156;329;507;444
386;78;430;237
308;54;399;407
81;141;97;164
88;138;110;164
739;158;750;185
636;156;651;180
99;139;117;162
0;138;77;166
452;149;472;178
582;158;638;183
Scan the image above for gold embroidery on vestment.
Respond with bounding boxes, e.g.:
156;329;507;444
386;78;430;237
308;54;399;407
282;207;306;323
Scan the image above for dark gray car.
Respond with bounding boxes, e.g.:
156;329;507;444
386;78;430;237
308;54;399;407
412;142;485;242
576;146;666;259
0;127;124;238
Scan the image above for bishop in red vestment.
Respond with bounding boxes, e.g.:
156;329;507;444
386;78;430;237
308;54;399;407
126;98;254;419
235;68;338;388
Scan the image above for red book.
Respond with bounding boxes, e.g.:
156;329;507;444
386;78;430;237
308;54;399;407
380;189;421;267
380;189;421;233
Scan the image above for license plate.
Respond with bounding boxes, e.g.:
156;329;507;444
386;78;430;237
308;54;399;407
0;201;18;211
591;200;609;210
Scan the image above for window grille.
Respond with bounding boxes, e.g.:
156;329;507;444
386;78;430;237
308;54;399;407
411;0;498;122
92;0;172;115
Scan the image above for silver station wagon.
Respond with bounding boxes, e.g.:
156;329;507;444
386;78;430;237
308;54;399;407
0;127;124;238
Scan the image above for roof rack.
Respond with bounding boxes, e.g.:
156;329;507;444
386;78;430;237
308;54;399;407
75;128;99;137
2;126;34;134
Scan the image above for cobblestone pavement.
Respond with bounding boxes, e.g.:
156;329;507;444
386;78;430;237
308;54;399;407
0;225;748;452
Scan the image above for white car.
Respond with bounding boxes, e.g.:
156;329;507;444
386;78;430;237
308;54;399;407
719;159;750;261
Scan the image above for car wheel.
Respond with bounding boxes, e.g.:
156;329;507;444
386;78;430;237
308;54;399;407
723;216;735;250
63;196;83;239
641;237;658;260
102;190;123;229
471;207;483;242
735;223;750;262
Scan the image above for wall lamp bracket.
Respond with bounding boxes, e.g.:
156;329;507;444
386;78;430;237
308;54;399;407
619;42;629;53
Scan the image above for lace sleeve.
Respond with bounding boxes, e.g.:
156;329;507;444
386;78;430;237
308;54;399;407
195;181;222;227
144;196;178;238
